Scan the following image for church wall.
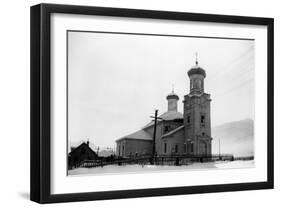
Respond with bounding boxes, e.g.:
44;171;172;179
116;140;125;157
144;121;183;156
199;94;211;136
167;99;177;111
145;123;164;155
161;129;185;155
189;74;205;94
116;139;152;158
183;96;197;141
183;94;212;155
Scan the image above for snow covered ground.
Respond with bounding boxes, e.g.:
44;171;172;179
68;160;254;176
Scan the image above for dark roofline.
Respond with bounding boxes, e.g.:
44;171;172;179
69;142;97;156
116;137;153;142
142;117;184;130
166;94;179;100
184;92;211;99
188;67;206;77
162;125;184;138
142;119;164;130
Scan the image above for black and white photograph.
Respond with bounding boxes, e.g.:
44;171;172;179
28;3;274;204
67;31;255;176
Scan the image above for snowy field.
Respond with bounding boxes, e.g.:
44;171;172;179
68;160;254;176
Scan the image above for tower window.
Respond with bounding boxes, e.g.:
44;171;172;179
164;126;170;133
201;115;205;124
187;115;191;124
164;143;167;153
190;143;194;153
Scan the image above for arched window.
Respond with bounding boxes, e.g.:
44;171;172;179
187;115;191;124
164;125;170;133
197;79;202;88
201;115;205;123
190;143;194;153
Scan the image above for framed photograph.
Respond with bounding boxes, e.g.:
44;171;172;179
30;3;274;203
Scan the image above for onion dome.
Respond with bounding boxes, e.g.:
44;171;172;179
166;88;179;100
187;54;206;78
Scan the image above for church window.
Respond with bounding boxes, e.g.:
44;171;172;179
190;143;194;153
164;143;167;153
197;79;202;88
175;144;178;153
187;115;191;124
201;115;205;124
164;126;170;133
122;145;125;156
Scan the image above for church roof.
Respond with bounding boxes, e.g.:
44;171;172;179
162;125;184;138
116;111;183;141
188;65;206;77
142;111;183;129
116;129;152;142
187;56;206;78
166;91;179;100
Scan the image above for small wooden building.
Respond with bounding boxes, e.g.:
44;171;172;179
68;141;98;169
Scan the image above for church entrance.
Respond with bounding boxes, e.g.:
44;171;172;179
198;140;207;155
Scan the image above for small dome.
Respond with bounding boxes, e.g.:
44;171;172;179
188;64;206;78
166;91;179;100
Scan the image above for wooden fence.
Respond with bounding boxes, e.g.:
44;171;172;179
68;154;246;169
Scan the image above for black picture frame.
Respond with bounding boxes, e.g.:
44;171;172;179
30;3;274;204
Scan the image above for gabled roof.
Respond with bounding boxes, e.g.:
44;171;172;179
142;111;183;129
162;125;184;138
116;129;152;142
69;142;98;157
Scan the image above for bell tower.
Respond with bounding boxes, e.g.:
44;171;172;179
183;55;212;156
189;53;205;95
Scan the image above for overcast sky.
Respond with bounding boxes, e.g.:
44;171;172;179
68;31;254;149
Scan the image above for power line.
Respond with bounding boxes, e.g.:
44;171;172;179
207;46;254;82
213;78;254;97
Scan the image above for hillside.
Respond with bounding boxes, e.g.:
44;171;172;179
212;119;254;157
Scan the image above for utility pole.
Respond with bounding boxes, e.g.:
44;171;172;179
150;109;163;164
219;138;221;160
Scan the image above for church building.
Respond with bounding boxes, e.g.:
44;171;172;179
116;58;212;157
